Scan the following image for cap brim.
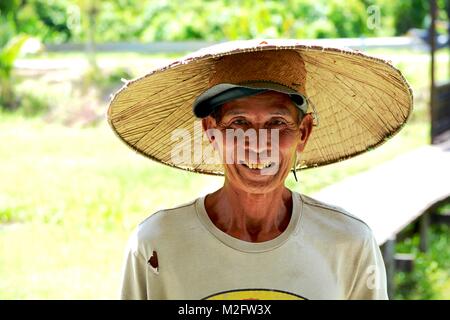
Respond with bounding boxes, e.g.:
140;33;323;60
193;82;307;118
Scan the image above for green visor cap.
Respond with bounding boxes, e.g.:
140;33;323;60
192;82;308;118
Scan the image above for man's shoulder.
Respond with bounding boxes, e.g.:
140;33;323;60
139;198;198;225
298;193;374;241
133;198;199;243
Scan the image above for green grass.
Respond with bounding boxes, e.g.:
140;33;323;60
0;113;223;229
0;113;224;299
0;223;126;299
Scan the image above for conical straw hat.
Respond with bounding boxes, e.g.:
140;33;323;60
107;39;413;175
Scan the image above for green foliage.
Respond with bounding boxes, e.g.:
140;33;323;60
15;92;52;117
326;0;368;37
1;0;76;44
2;0;445;44
0;1;18;46
33;0;73;42
395;224;450;299
0;35;28;77
392;0;429;36
133;0;378;41
0;34;29;110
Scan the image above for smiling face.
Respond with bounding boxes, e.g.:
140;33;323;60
202;91;313;194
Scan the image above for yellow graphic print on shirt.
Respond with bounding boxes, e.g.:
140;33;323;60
204;289;306;300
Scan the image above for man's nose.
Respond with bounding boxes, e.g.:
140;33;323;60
245;129;274;153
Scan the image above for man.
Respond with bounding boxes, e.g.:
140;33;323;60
107;40;413;299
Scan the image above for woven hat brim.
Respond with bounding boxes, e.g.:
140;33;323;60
107;40;413;175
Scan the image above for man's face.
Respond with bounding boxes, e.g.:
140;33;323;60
202;91;313;193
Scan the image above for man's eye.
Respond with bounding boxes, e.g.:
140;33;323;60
270;120;286;126
232;119;248;125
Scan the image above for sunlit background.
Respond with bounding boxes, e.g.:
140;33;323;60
0;0;449;299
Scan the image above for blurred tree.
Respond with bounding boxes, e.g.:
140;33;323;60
0;35;28;110
0;0;22;46
392;0;429;35
2;0;449;43
326;0;369;37
33;0;72;42
0;0;21;33
0;0;74;44
75;0;99;70
96;0;147;41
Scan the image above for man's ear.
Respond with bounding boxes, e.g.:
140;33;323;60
296;113;314;153
202;116;217;143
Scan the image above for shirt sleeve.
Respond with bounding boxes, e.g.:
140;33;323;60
120;232;149;300
347;231;389;300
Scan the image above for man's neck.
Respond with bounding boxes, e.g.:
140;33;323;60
204;183;293;242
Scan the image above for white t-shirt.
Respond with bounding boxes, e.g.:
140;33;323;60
120;191;388;300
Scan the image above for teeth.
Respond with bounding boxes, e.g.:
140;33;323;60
244;162;272;169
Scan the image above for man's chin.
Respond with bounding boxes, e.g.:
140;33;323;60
240;182;278;194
